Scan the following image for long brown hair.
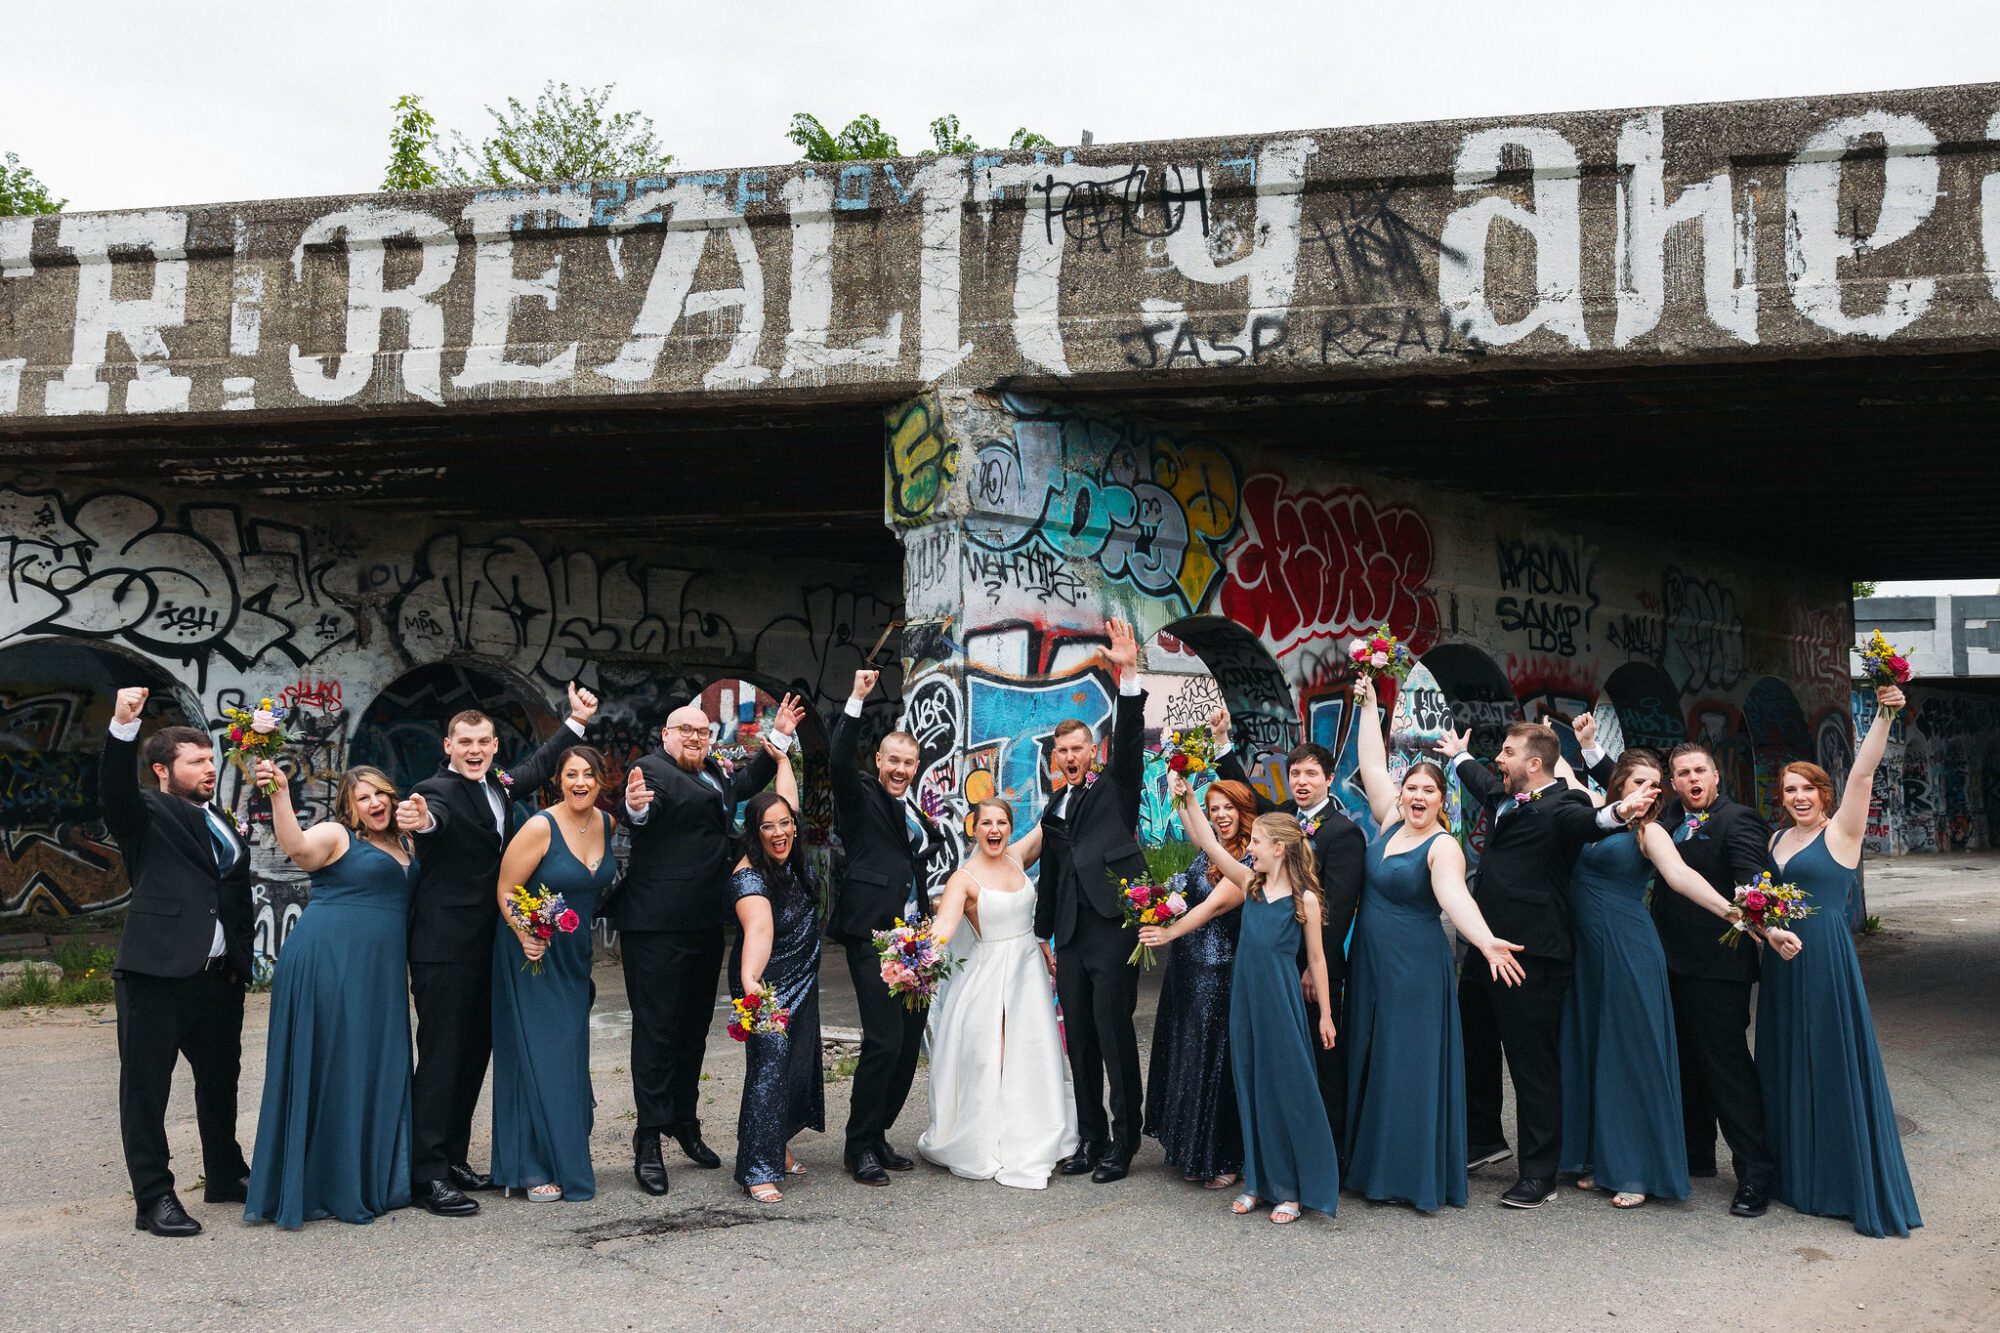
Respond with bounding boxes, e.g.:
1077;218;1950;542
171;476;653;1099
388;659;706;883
1398;760;1454;833
335;765;410;853
1202;779;1256;885
1248;812;1323;928
1605;748;1666;830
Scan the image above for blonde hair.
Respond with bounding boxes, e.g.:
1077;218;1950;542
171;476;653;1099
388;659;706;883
335;766;410;852
1249;812;1323;928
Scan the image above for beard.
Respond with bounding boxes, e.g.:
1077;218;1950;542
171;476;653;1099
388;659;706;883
674;748;705;774
165;776;211;803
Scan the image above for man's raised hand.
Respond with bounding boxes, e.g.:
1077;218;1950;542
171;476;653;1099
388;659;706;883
1572;711;1597;748
1207;704;1230;749
773;693;807;738
1437;726;1471;760
567;681;600;726
624;765;655;813
1106;617;1139;680
851;669;880;702
114;687;148;726
395;792;430;831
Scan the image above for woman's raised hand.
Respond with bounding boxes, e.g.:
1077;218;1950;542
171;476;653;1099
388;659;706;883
1355;673;1376;710
1877;685;1907;713
1167;770;1192;802
253;758;288;795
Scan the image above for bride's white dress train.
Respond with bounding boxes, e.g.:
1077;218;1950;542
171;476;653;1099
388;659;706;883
917;875;1078;1188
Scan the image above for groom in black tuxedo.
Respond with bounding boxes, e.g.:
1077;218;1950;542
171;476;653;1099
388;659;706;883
406;682;598;1217
1441;721;1647;1208
1034;618;1149;1183
613;697;798;1196
1212;713;1368;1150
1580;726;1776;1218
101;686;255;1237
829;668;944;1185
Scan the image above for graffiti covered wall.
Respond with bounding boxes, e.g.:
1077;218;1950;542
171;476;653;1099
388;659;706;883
0;479;899;948
890;388;1851;882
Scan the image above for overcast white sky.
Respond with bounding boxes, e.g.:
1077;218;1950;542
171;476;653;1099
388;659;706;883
12;0;2000;212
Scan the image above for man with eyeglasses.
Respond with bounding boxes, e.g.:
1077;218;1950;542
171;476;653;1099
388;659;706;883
609;694;803;1197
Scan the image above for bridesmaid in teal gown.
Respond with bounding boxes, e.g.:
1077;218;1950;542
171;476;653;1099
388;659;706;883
1759;685;1922;1238
244;761;421;1229
1550;747;1752;1209
490;746;619;1203
1167;771;1340;1225
1342;676;1525;1213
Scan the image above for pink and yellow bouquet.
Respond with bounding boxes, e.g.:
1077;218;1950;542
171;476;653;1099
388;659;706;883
1119;878;1189;970
727;982;791;1041
873;918;960;1010
1719;872;1815;948
1853;629;1914;719
222;697;291;794
504;882;580;974
1347;625;1414;684
1151;726;1215;776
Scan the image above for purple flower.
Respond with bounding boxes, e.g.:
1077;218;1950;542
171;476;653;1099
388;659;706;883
236;818;250;838
496;770;513;788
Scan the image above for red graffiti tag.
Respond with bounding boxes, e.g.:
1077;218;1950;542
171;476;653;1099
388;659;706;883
1218;474;1436;659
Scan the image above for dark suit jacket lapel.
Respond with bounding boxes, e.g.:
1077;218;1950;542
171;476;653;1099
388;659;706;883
157;793;216;869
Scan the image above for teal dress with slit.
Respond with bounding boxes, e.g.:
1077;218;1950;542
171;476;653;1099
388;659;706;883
1756;831;1921;1238
1231;893;1341;1214
244;828;415;1228
489;809;614;1200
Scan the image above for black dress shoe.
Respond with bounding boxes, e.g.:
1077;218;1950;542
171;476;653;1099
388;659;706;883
671;1125;722;1169
877;1142;915;1172
447;1163;495;1192
1467;1143;1513;1172
849;1149;890;1186
1729;1182;1770;1218
202;1174;249;1204
633;1133;669;1197
1090;1146;1133;1184
1499;1177;1558;1209
415;1179;480;1217
1057;1141;1104;1176
135;1192;203;1237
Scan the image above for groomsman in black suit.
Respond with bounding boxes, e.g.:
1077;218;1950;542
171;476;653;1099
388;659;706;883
1211;709;1368;1150
1579;723;1776;1218
612;695;800;1195
406;682;599;1217
101;686;254;1237
1035;618;1149;1183
1439;721;1649;1208
829;668;943;1185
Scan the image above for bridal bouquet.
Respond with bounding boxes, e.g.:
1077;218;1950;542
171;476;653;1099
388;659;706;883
1718;872;1815;948
727;982;791;1041
1152;726;1215;776
504;882;580;974
1347;626;1414;684
1119;878;1189;970
221;697;291;794
1853;629;1914;719
873;918;960;1010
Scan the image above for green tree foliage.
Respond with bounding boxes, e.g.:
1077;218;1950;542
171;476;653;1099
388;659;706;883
1852;581;1879;599
788;112;900;163
0;151;65;215
440;81;674;186
381;94;442;191
790;113;1056;162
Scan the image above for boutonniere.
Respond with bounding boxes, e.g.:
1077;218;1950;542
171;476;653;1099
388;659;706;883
235;817;250;838
1512;788;1547;806
1084;770;1099;789
1681;810;1710;838
495;770;514;788
1301;817;1322;837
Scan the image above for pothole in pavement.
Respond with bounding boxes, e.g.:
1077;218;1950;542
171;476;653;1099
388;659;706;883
574;1205;822;1244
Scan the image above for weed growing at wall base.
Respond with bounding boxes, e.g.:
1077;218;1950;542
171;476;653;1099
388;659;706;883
1;941;114;1007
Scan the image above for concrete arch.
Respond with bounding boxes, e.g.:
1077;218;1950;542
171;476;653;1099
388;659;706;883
1745;675;1813;824
1158;616;1299;829
0;637;199;918
1421;642;1521;756
349;657;556;796
1602;661;1685;754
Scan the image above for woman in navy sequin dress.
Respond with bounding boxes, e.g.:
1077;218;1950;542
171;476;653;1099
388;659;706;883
1140;779;1253;1189
729;727;824;1203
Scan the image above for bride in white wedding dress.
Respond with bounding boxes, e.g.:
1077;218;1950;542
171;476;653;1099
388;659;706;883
917;800;1078;1189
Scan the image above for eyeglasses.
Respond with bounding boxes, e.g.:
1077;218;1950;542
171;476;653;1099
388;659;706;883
666;725;707;738
759;818;798;834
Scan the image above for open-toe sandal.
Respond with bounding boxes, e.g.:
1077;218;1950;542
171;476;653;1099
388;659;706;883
527;1184;562;1203
1611;1192;1646;1209
1269;1201;1302;1224
1230;1192;1260;1215
1204;1172;1241;1190
1574;1176;1597;1191
745;1183;783;1204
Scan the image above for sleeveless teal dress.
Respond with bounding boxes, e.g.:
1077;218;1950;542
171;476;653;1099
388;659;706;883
1757;831;1921;1237
1230;893;1341;1214
1558;831;1690;1199
244;828;416;1228
1343;825;1465;1212
490;809;615;1200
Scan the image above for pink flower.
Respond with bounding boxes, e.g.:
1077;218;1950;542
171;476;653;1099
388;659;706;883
251;709;279;735
1885;655;1912;682
1165;891;1187;917
1348;638;1367;659
1369;651;1389;668
1743;889;1769;915
496;770;514;788
556;909;580;933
